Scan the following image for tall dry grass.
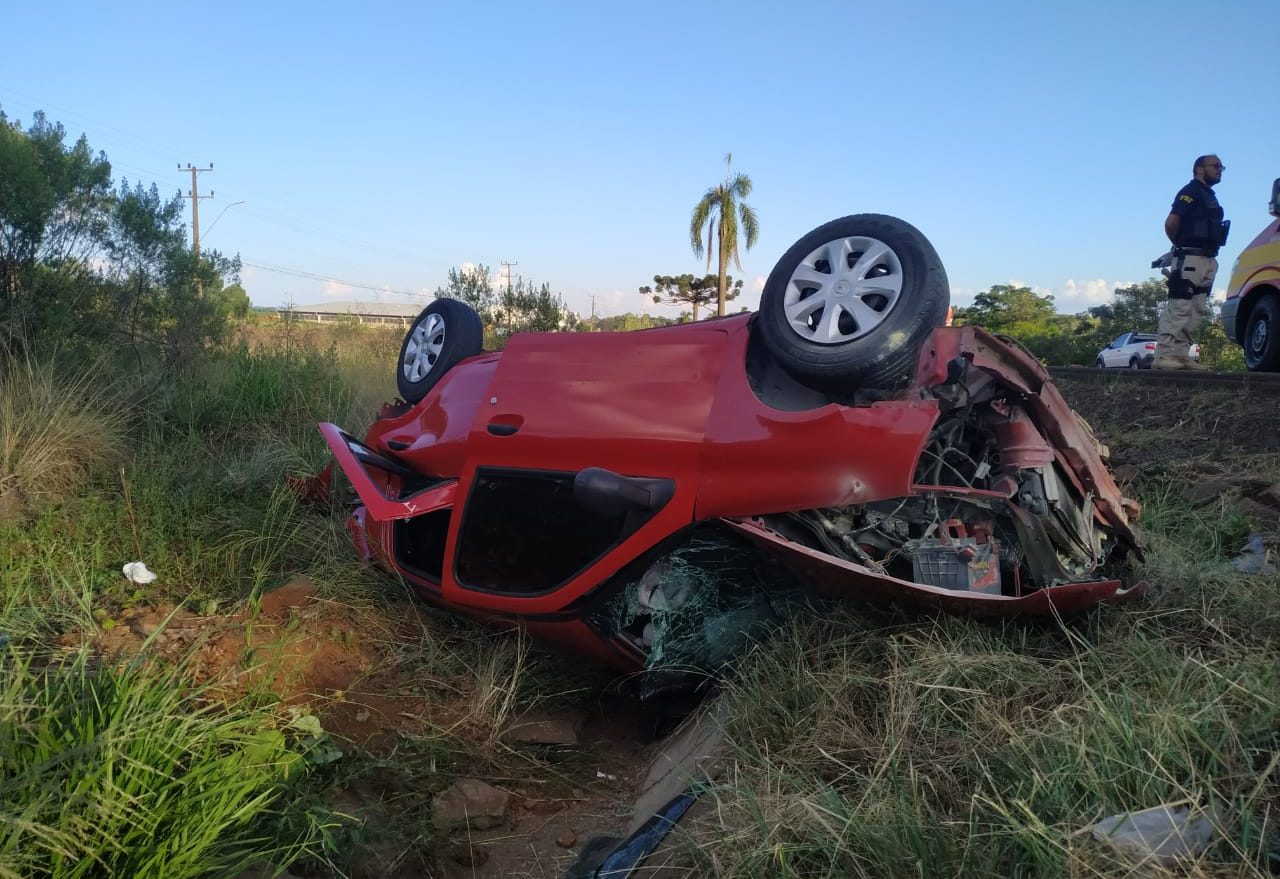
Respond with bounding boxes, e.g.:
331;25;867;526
0;351;128;516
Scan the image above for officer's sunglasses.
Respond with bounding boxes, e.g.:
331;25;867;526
1205;162;1226;170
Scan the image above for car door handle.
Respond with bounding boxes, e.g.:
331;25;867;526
486;414;524;437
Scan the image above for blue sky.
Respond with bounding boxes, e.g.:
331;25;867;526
2;0;1277;318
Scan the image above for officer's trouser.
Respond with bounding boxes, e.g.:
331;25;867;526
1156;253;1216;359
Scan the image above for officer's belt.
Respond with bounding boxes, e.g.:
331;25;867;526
1172;246;1216;257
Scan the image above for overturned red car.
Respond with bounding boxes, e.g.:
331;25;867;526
315;215;1143;674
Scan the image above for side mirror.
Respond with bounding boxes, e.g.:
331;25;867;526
1270;178;1280;218
574;467;674;517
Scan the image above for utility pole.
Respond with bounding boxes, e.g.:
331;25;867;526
178;163;214;256
589;293;597;319
500;260;518;296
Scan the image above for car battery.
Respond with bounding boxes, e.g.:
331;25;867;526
911;519;1001;594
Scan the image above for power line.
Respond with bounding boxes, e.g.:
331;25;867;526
240;259;428;298
0;87;458;268
235;202;450;267
0;84;189;163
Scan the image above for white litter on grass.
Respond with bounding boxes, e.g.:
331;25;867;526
1089;803;1219;865
122;562;158;584
1231;534;1276;575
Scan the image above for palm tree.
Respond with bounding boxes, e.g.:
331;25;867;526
690;154;760;317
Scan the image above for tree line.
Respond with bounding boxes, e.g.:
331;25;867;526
0;109;247;362
952;281;1244;370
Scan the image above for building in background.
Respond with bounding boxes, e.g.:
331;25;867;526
277;300;423;327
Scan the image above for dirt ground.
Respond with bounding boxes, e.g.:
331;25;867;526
1051;376;1280;532
73;577;652;879
1051;376;1280;469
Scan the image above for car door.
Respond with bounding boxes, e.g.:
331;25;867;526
438;325;731;616
1104;333;1130;367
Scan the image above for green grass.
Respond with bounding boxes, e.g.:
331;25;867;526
0;646;337;879
0;322;587;878
689;476;1280;878
0;329;405;877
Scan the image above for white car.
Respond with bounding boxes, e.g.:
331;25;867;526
1095;332;1200;369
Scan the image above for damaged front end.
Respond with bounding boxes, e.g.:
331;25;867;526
728;326;1145;616
586;327;1144;689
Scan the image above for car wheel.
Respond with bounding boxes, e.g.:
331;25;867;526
756;214;949;388
396;299;484;403
1244;294;1280;372
1128;356;1141;369
1095;357;1105;369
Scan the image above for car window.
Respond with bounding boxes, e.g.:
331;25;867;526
455;468;661;595
1109;334;1128;348
1132;334;1156;343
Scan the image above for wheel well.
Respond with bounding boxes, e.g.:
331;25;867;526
1238;283;1280;338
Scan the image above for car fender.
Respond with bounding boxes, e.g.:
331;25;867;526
319;422;457;521
1231;271;1280;341
913;326;1139;549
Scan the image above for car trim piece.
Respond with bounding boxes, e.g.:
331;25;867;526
319;422;457;521
724;518;1145;615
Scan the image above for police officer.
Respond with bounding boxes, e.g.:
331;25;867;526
1154;154;1229;370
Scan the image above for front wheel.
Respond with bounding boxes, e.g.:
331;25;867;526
1244;294;1280;372
756;214;949;389
1095;358;1106;369
396;299;484;403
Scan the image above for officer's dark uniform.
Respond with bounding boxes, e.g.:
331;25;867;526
1155;178;1229;363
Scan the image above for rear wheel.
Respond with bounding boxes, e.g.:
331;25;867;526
1128;356;1141;369
396;299;484;403
1244;294;1280;372
756;214;949;388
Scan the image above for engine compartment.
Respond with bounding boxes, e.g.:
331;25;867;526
769;357;1131;596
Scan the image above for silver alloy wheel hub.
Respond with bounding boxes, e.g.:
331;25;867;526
402;312;446;382
1251;317;1268;353
782;235;904;345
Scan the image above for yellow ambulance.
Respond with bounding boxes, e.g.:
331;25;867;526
1221;178;1280;371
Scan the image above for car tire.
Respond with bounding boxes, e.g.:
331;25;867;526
396;299;484;403
1129;356;1141;369
1095;357;1106;369
1244;294;1280;372
756;214;949;389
